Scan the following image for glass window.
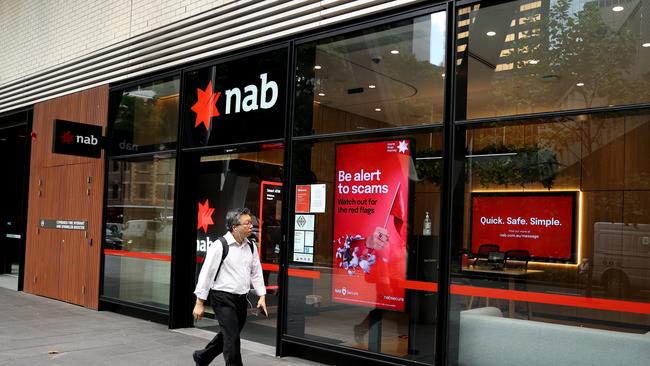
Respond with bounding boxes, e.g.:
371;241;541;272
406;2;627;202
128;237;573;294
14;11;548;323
294;11;447;136
181;48;288;147
458;0;650;120
193;147;285;347
449;109;650;365
286;130;442;364
107;76;180;155
102;154;176;310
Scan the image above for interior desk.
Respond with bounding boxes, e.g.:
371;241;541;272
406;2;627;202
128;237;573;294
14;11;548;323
461;265;544;318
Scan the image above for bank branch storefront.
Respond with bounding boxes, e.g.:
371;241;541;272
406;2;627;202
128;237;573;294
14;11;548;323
93;1;650;365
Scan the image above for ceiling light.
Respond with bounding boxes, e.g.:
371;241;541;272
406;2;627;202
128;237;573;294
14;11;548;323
529;59;539;64
576;82;585;87
374;108;382;112
314;65;322;70
612;6;624;12
643;43;650;48
368;84;376;89
318;92;326;96
486;31;496;36
390;50;400;54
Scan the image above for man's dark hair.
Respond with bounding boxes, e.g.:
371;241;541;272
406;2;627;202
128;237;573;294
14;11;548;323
225;208;252;231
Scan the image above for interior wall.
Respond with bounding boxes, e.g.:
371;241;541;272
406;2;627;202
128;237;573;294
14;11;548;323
23;85;107;309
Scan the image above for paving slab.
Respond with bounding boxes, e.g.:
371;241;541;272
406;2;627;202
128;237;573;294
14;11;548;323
0;288;327;366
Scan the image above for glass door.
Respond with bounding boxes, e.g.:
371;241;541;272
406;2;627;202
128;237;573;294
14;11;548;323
193;146;284;346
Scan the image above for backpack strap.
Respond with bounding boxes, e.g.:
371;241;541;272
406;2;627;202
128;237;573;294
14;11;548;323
213;237;255;282
213;236;229;282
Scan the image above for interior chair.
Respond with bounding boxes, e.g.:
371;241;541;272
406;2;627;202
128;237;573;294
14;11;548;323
504;249;533;318
504;249;531;271
473;244;500;265
466;244;500;310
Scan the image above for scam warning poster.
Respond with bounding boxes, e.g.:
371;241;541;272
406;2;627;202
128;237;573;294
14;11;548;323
332;140;411;311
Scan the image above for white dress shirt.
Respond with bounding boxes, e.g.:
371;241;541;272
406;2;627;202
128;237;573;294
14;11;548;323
194;231;266;300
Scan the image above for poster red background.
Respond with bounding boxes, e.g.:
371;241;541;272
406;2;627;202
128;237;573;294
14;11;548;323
470;194;575;260
332;140;411;311
295;185;311;213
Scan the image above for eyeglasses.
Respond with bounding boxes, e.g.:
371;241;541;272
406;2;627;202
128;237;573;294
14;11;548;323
238;222;253;227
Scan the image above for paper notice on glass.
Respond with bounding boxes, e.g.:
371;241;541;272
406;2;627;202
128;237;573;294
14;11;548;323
294;230;305;253
310;184;326;213
295;185;311;213
304;231;314;247
294;214;314;231
293;253;313;263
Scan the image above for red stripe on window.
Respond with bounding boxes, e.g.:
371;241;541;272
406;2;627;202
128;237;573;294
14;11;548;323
450;284;650;315
104;250;650;315
261;263;279;271
104;249;171;262
398;279;438;292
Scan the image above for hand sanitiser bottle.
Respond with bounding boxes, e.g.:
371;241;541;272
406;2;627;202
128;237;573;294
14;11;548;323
423;211;432;236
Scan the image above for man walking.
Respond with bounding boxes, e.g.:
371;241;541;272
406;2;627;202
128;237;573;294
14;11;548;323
193;208;267;366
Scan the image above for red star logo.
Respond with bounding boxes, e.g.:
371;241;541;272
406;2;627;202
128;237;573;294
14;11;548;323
61;131;74;144
197;199;215;234
191;81;221;130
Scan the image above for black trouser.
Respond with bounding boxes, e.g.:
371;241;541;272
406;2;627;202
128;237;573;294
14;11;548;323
196;290;248;366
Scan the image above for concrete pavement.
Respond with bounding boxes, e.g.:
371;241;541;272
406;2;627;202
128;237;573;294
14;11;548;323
0;286;326;366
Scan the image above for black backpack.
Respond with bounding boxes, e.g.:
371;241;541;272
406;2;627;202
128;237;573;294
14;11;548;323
213;236;255;281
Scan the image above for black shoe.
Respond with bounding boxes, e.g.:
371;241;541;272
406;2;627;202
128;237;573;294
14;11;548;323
192;350;202;366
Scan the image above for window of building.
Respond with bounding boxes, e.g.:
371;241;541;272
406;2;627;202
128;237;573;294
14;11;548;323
294;12;447;136
448;108;650;365
102;154;176;310
286;11;447;363
103;75;180;311
107;76;180;155
459;0;650;120
287;132;443;364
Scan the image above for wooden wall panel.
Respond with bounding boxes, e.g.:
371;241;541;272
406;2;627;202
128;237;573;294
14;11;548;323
581;117;626;191
624;118;650;190
24;85;107;309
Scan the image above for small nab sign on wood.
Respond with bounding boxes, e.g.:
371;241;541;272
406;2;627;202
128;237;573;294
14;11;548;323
52;119;103;158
